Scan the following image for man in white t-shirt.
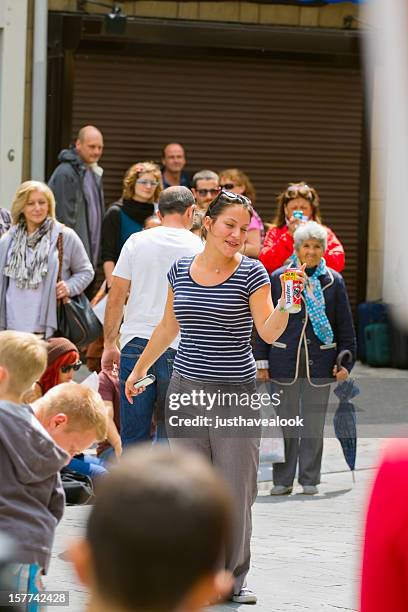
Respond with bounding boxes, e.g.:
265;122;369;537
102;186;203;446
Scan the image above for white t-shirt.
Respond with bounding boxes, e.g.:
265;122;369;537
113;226;204;349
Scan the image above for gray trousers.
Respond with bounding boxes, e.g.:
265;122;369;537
273;356;330;487
166;371;261;594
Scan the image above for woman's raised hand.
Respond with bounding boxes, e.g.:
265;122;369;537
278;263;307;299
287;215;304;236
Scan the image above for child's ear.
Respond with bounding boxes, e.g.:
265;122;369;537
68;538;94;588
0;365;9;383
182;570;233;610
0;366;10;393
48;413;69;431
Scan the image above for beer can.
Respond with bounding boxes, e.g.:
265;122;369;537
282;269;302;313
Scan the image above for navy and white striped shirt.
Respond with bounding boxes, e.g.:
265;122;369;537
167;255;271;382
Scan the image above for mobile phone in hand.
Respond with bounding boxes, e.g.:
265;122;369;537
134;374;156;389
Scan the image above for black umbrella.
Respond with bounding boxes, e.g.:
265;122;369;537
333;350;359;482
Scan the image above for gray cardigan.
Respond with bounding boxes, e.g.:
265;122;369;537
0;220;94;338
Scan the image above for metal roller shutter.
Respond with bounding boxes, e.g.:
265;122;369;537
71;52;364;308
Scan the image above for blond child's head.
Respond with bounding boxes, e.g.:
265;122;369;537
0;331;47;400
33;383;108;457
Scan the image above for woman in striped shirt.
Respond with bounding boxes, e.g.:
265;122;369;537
125;190;305;605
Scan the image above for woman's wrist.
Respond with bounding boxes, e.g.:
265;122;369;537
276;297;286;312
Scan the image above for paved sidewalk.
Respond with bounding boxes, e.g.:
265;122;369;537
44;439;385;612
44;362;406;611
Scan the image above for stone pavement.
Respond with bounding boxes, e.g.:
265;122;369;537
44;363;408;611
44;439;381;612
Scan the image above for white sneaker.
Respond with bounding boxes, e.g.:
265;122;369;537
302;485;318;495
270;485;293;496
232;588;257;604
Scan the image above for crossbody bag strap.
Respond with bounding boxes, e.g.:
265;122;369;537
57;232;64;283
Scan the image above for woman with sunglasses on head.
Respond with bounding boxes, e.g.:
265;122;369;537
219;168;265;258
101;161;162;288
124;189;305;605
259;181;345;274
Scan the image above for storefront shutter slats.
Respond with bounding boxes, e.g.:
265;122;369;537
72;52;363;308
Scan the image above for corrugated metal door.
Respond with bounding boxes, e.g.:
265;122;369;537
71;52;364;307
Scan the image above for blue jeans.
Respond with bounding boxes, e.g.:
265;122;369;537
119;337;176;446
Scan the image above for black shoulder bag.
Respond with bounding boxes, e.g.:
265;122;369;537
55;232;102;349
60;467;94;505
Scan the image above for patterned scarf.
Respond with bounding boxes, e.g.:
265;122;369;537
290;254;334;345
4;217;54;289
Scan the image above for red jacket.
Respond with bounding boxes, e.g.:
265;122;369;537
259;224;345;273
361;441;408;612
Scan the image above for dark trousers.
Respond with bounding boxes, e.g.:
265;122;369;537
273;356;330;487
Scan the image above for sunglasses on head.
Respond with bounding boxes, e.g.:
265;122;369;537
60;361;82;373
196;188;221;198
206;189;251;217
285;184;314;202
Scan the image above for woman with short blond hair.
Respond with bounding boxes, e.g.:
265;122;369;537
0;180;94;337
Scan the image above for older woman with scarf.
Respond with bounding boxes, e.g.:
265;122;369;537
0;180;94;337
255;221;356;495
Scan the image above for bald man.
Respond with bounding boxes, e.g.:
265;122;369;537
49;125;105;270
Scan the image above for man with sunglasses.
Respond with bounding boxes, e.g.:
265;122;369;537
191;170;221;213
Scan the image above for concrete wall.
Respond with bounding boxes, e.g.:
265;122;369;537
23;0;34;181
0;0;28;209
47;1;359;27
366;69;385;301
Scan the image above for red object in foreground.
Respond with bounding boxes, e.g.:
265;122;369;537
360;439;408;612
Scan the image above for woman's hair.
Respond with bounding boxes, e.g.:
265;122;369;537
272;181;322;227
39;350;80;394
200;192;253;241
122;161;163;202
219;168;256;204
293;221;327;252
10;181;56;225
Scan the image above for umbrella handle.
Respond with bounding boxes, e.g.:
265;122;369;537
336;349;353;369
